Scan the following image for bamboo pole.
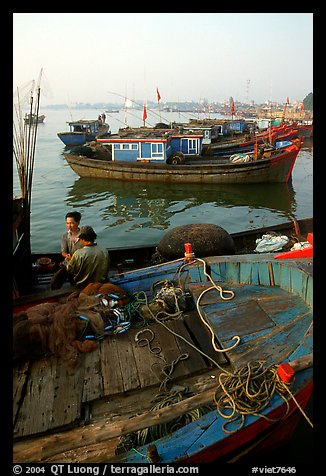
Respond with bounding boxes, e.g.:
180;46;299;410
13;71;42;289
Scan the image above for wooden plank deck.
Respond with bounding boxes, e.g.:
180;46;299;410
188;282;312;369
13;303;224;439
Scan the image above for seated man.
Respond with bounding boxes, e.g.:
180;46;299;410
51;226;109;290
61;211;83;262
67;226;109;288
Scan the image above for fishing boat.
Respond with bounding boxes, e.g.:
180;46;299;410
64;136;302;184
13;251;313;463
291;121;313;139
203;125;299;156
23;113;45;124
57;119;110;147
14;217;313;303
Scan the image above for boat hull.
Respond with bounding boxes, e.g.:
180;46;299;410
184;381;313;463
121;378;313;464
297;125;313;138
57;132;89;146
65;144;299;184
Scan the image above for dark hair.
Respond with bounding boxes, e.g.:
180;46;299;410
79;226;97;242
65;211;81;223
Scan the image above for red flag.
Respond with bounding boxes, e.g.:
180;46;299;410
286;96;290;104
156;87;161;103
231;99;235;115
301;103;305;111
143;105;147;122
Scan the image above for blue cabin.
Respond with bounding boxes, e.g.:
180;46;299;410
169;133;203;155
97;133;170;163
97;129;203;164
225;120;247;134
57;120;110;147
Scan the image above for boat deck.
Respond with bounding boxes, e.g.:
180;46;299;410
13;274;312;443
13;304;227;441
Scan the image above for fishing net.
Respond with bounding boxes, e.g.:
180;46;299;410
13;282;129;364
13;301;82;364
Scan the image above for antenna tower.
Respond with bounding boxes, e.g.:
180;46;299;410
246;79;251;104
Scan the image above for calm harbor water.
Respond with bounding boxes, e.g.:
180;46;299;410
13;107;313;463
13;107;313;253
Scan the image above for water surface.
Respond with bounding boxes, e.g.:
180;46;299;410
13;108;313;252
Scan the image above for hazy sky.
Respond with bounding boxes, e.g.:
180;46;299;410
13;12;313;106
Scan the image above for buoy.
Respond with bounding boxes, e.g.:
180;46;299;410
277;362;295;382
277;353;313;383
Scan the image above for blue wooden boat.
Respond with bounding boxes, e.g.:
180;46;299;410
13;253;313;463
57;119;110;147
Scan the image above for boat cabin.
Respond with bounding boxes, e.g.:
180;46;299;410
97;129;204;163
57;119;110;147
169;132;203;156
176;124;219;145
68;120;101;134
226;120;247;134
187;118;251;139
97;130;171;162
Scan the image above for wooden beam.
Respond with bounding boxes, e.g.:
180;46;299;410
14;385;218;462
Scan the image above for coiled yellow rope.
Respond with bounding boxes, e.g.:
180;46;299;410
214;360;313;433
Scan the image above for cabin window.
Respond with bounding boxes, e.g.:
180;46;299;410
114;143;139;150
188;139;198;153
151;143;164;157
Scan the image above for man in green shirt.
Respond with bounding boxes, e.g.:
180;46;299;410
67;226;110;288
